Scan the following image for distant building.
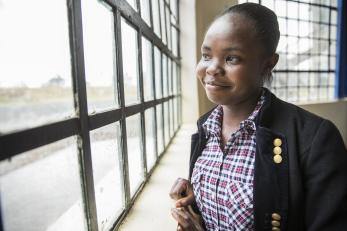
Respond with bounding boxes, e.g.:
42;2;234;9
47;75;65;87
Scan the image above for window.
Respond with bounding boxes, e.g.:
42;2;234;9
239;0;338;102
0;0;181;230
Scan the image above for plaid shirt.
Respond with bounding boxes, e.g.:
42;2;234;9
192;92;265;231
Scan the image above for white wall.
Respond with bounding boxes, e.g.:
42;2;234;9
180;0;199;123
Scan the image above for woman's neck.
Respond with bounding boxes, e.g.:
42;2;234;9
221;89;262;130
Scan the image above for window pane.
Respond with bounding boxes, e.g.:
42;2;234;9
162;54;168;97
170;0;178;17
0;137;86;231
140;0;151;26
168;58;173;95
126;114;143;196
173;63;177;94
142;37;154;101
90;123;123;230
275;1;287;18
152;0;161;38
164;101;170;145
159;0;167;44
145;108;156;170
174;97;178;131
154;47;162;98
166;7;172;50
287;1;298;19
0;0;74;134
156;104;164;155
82;0;117;114
172;27;178;56
122;19;139;105
170;99;174;136
126;0;137;10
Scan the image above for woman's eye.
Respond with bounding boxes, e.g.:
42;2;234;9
201;54;211;61
226;56;239;64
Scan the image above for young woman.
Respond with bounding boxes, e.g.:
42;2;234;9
169;3;347;231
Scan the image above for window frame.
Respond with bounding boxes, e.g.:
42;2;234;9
0;0;181;230
240;0;338;102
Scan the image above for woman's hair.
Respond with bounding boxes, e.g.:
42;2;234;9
216;3;280;84
219;3;280;56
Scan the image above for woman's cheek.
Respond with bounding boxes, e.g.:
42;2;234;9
196;62;206;83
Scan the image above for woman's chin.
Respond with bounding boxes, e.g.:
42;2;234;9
206;92;229;105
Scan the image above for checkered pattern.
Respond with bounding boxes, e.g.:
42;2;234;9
192;92;265;231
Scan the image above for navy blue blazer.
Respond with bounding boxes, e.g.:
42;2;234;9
189;88;347;231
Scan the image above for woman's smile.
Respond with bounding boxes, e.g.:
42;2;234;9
204;80;232;91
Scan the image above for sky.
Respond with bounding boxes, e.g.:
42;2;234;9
0;0;136;88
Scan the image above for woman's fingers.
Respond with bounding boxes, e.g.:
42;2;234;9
170;178;189;200
175;194;194;207
171;208;190;229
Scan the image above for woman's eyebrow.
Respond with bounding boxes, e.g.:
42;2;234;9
201;45;242;52
201;45;211;51
222;47;242;52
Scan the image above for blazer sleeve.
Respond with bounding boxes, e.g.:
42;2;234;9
303;119;347;230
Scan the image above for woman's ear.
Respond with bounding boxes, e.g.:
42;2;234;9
262;53;279;76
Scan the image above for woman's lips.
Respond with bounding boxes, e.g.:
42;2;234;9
204;81;231;91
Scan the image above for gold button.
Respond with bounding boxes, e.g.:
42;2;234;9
273;146;282;155
272;227;280;231
273;138;282;147
273;154;282;164
271;220;280;227
272;213;281;220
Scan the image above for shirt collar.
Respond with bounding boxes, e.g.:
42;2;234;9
202;89;266;136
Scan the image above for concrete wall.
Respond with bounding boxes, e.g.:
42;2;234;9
180;0;199;123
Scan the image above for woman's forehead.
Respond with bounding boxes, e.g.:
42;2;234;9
203;15;256;50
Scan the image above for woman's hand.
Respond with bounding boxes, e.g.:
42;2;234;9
169;178;195;207
171;207;205;231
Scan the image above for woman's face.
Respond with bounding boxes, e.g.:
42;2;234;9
196;14;270;106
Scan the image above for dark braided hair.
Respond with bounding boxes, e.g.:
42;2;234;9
219;3;280;57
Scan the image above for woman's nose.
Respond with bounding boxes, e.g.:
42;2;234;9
206;59;225;76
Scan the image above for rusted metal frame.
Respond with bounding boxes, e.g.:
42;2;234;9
103;0;180;64
137;28;148;178
67;0;98;230
0;118;79;160
114;8;131;211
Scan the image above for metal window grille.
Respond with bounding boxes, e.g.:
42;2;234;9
239;0;338;102
0;0;181;230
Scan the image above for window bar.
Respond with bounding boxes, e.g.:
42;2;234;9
157;0;163;43
136;0;141;15
317;13;322;100
286;0;337;10
104;0;178;63
160;51;165;155
166;57;172;137
67;0;98;230
148;0;154;29
297;3;300;101
285;0;289;100
114;8;131;207
277;16;334;26
328;6;332;98
151;44;159;160
0;118;78;160
137;29;148;177
163;0;168;46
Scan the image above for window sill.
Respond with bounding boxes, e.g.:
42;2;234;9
118;124;195;231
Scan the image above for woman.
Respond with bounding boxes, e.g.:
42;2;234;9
169;3;347;231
